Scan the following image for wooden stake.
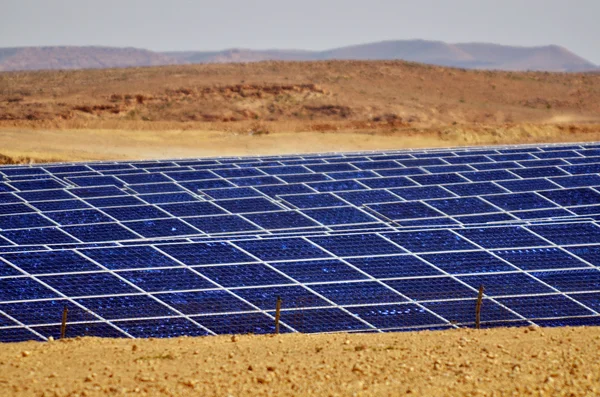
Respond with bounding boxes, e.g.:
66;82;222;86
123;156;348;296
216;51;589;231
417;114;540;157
475;285;484;330
274;296;282;334
60;306;68;339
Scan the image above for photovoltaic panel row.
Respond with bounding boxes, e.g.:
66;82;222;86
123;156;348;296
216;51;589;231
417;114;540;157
1;221;600;341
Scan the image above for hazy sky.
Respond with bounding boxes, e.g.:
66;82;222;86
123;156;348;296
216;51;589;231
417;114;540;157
2;0;599;64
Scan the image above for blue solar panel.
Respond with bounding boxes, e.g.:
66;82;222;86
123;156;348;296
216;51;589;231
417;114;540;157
5;142;600;341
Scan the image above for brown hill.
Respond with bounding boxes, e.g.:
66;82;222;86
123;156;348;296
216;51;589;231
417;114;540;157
0;41;597;72
2;60;600;132
0;46;176;72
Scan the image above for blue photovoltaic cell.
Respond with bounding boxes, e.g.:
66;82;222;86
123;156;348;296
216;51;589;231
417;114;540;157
0;277;58;301
459;273;553;296
184;215;260;234
279;174;331;183
281;193;347;209
460;170;518;182
326;170;379;180
119;268;216;292
0;300;92;325
352;161;401;170
512;167;568;178
410;173;467;185
422;299;519;324
0;193;22;204
196;264;292;287
385;277;477;301
346;255;441;278
159;242;257;265
81;246;181;270
425;197;498;216
234;238;330;261
156;290;254;315
45;209;114;226
390;186;454;200
309;234;405;256
566;246;600;266
348;304;444;329
236;285;328;310
455;226;549;249
424;165;474;173
124;219;200;238
455;213;516;225
336;190;400;205
307;180;367;192
101;205;171;221
280;308;368;333
31;200;91;212
10;179;64;191
311;281;407;305
551;175;600;188
86;196;146;207
77;295;176;319
528;222;600;245
270;259;368;282
69;186;126;198
420;251;514;274
512;208;572;220
360;177;417;189
368;202;443;220
2;227;77;245
158;202;225;217
532;269;600;293
376;168;426;177
498;179;560;193
139;192;200;204
497;295;593;318
0;213;55;230
483;192;556;211
194;312;283;335
443;182;506;197
231;176;281;187
540;188;600;207
68;175;124;187
257;184;314;197
0;203;35;215
243;211;319;230
384;230;477;253
63;223;139;242
115;318;209;338
201;187;262;200
215;198;282;213
127;183;185;194
15;190;74;202
40;272;137;297
303;207;379;225
2;250;101;274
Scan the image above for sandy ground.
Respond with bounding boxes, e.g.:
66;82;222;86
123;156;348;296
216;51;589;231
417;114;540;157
0;327;598;396
2;125;600;163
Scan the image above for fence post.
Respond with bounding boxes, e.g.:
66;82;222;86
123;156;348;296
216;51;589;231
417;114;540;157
475;285;484;329
275;296;282;334
60;306;68;339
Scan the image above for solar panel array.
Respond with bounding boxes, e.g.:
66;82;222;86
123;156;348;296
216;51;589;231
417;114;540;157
1;142;600;342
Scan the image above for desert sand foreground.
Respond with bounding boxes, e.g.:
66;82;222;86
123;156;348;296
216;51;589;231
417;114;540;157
1;327;599;396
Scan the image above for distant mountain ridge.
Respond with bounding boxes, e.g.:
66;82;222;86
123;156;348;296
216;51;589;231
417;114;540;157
0;40;597;72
